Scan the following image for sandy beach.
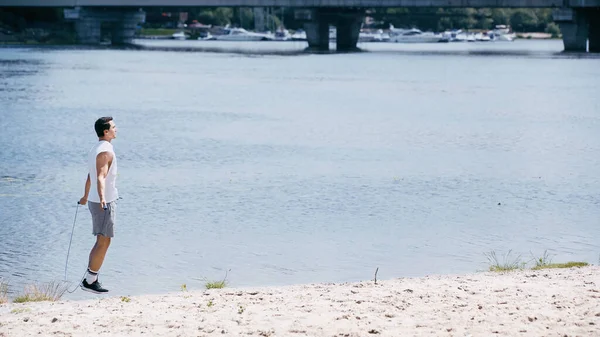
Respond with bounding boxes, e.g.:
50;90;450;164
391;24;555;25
1;266;599;336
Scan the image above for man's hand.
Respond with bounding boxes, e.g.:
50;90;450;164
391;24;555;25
80;174;90;206
100;199;107;210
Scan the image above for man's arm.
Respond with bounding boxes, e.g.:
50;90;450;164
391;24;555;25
79;174;91;205
96;151;113;210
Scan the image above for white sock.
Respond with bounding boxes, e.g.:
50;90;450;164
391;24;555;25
85;269;98;284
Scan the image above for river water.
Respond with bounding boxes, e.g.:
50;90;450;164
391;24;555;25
1;39;599;300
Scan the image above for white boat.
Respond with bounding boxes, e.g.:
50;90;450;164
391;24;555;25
215;28;273;41
172;31;187;40
474;32;492;42
273;28;292;41
495;34;516;41
290;29;306;41
358;29;390;42
359;31;377;42
197;32;215;41
489;25;516;42
451;31;468;42
440;30;470;43
389;27;442;43
374;30;391;42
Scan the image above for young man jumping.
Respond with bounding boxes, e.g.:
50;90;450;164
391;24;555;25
78;117;118;294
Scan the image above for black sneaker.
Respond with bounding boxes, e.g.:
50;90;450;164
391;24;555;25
80;279;109;294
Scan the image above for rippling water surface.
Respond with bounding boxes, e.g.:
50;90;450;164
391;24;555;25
1;40;599;299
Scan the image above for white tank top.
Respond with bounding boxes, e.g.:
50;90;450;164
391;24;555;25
87;140;118;203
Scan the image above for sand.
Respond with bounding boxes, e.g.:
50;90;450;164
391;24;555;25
1;266;599;336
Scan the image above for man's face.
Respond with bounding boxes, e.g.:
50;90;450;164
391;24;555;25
104;121;117;139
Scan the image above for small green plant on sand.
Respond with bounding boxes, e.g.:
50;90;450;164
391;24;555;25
0;278;8;304
13;282;67;303
205;280;227;289
204;269;230;289
11;308;30;314
181;284;187;292
532;261;589;270
485;250;525;272
238;305;245;314
532;250;553;269
207;300;214;307
489;249;590;271
120;296;131;303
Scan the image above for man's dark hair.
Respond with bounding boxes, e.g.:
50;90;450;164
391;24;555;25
94;117;113;138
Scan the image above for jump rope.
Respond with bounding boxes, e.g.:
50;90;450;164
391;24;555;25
64;201;108;294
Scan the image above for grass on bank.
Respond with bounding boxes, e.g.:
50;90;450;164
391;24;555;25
203;269;231;289
532;261;589;270
12;281;67;303
0;278;8;304
529;249;589;270
486;249;590;272
485;250;525;272
205;280;227;289
138;28;179;36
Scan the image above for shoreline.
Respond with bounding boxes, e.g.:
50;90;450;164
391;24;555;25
1;266;598;336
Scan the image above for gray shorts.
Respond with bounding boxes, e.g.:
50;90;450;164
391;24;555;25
88;201;116;237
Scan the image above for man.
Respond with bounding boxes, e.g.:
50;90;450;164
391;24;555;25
78;117;118;294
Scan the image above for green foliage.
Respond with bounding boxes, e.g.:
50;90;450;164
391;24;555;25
485;250;525;272
545;22;561;38
193;8;234;27
0;278;8;304
510;9;539;32
1;7;560;39
13;282;67;303
488;250;591;272
139;28;179;36
202;269;230;290
490;9;511;26
11;308;30;314
355;7;555;32
205;280;227;289
532;261;588;270
533;250;553;268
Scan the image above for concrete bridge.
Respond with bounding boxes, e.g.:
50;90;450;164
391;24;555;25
1;0;599;52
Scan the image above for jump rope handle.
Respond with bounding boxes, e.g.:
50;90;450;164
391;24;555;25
77;201;106;210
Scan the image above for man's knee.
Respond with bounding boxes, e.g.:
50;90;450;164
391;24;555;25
95;235;111;248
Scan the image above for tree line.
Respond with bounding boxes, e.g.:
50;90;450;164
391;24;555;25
1;7;560;35
160;8;558;33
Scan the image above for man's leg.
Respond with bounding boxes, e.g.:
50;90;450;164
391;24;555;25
81;235;111;293
82;235;111;292
86;234;111;277
82;201;114;294
89;235;111;272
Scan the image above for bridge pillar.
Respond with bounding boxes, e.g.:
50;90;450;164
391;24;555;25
110;10;146;45
589;9;600;53
66;7;145;45
254;7;266;32
298;8;364;52
74;13;101;44
302;9;330;52
335;10;363;52
553;8;589;52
